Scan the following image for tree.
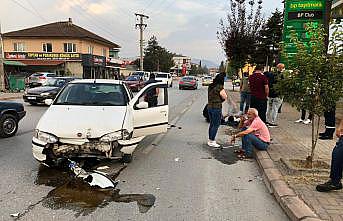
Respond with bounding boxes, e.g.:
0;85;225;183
252;8;283;67
142;36;174;72
219;61;226;73
277;22;343;164
218;0;264;74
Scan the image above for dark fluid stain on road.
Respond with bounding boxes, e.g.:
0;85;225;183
202;144;239;165
35;163;155;217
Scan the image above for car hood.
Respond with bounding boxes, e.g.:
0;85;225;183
27;86;60;94
36;105;127;139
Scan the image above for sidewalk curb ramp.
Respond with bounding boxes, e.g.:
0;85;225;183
253;150;325;221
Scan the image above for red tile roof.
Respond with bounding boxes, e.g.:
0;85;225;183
3;20;120;48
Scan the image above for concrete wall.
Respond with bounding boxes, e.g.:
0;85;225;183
3;38;111;57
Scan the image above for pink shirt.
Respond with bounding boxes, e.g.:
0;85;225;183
247;116;270;143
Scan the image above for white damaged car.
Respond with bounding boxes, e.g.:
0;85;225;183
32;79;168;166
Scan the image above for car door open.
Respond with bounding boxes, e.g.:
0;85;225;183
130;82;169;138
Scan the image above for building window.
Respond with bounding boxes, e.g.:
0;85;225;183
88;45;94;54
13;42;25;52
42;43;52;52
64;43;76;53
102;48;107;57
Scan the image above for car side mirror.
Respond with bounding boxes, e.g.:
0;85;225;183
136;101;149;109
45;99;53;106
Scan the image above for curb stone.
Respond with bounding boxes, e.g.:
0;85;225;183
254;149;325;221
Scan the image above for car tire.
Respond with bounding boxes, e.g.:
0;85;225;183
170;82;173;88
0;114;18;138
29;102;37;106
122;154;133;163
179;87;182;90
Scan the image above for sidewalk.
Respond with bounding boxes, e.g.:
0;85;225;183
227;90;342;221
0;92;23;100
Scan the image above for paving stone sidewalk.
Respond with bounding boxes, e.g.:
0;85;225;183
0;92;23;100
228;90;343;221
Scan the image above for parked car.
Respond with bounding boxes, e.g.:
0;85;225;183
154;72;173;87
179;76;198;90
0;101;26;138
202;76;213;86
123;76;145;92
32;79;169;166
131;71;150;81
23;77;77;105
27;72;57;88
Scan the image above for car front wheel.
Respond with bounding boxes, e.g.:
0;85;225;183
0;114;18;138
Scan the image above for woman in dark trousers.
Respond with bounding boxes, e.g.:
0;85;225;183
207;73;228;148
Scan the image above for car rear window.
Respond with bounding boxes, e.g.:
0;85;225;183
182;77;194;81
156;73;168;78
55;83;128;106
32;73;44;77
47;74;56;77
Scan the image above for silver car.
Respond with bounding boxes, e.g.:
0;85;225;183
27;72;56;88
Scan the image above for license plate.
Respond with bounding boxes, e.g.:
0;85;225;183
27;97;36;100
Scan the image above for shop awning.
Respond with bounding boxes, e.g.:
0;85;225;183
19;60;65;66
3;60;27;66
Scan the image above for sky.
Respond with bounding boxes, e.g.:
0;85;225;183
0;0;283;64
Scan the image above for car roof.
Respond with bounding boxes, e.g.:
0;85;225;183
70;79;122;84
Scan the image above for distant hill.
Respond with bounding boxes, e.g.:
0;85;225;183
191;59;219;68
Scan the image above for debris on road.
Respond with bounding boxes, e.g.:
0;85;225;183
10;213;19;217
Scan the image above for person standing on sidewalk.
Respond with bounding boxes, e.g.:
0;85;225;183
249;65;269;123
319;107;336;140
265;63;284;127
316;119;343;192
295;109;313;125
231;108;270;158
207;73;228;148
239;72;251;115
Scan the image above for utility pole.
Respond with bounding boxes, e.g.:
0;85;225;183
135;13;149;71
0;21;5;92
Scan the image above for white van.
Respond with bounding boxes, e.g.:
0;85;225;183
154;72;173;87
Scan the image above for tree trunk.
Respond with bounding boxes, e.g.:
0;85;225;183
308;115;320;168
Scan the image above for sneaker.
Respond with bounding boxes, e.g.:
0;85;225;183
207;140;221;148
319;135;333;140
316;180;343;192
294;119;303;123
268;123;278;128
303;119;312;124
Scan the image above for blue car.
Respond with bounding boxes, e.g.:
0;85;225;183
0;101;26;137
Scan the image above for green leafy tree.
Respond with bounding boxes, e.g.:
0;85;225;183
277;22;343;164
218;0;264;74
253;9;283;66
143;36;174;72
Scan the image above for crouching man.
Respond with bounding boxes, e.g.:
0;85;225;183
316;119;343;192
231;108;271;159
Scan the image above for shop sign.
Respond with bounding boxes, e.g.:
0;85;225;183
5;52;81;60
82;54;106;67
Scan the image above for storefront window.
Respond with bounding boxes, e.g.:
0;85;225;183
13;42;25;52
64;43;76;53
42;43;52;52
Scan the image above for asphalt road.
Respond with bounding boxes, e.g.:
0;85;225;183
0;81;289;221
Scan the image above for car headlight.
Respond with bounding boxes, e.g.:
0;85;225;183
34;129;58;143
40;92;50;96
100;129;131;142
100;131;122;142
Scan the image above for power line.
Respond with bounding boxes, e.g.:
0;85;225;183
24;0;48;22
9;0;46;22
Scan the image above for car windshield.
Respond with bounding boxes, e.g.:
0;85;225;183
132;72;144;76
31;73;44;77
55;83;128;106
204;77;212;80
156;73;168;78
182;77;194;81
126;76;139;81
44;78;67;87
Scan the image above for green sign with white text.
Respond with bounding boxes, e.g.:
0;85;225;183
282;0;326;65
